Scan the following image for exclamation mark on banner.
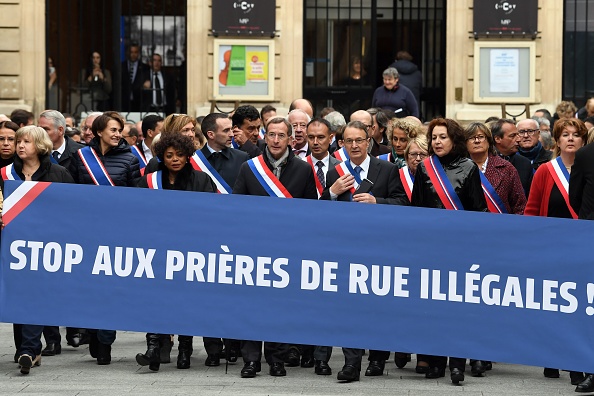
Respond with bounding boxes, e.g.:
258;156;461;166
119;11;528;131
586;284;594;316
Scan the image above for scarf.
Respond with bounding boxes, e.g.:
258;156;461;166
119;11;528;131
518;141;543;162
265;147;289;178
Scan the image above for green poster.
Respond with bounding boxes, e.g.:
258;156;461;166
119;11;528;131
227;45;246;86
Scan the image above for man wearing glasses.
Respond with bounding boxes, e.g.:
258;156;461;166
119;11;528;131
349;110;390;158
516;118;552;171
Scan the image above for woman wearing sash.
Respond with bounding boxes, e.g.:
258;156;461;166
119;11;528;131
524;118;587;389
411;118;487;384
465;122;526;215
0;126;73;375
135;133;215;372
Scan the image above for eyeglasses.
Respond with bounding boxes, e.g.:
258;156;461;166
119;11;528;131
267;132;288;140
344;138;368;146
467;135;487;142
408;152;428;159
517;129;539;137
82;125;92;132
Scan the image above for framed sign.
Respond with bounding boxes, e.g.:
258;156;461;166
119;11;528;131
473;0;538;38
212;0;276;37
213;39;275;101
473;41;535;103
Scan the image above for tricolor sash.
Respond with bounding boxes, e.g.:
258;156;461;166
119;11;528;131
399;166;414;201
49;155;58;164
231;137;240;149
130;145;148;169
1;164;21;181
423;155;464;210
246;155;292;198
258;128;265;140
377;153;392;162
334;161;363;196
77;147;115;186
306;155;324;198
146;171;163;190
333;147;349;162
546;156;578;219
479;171;508;214
189;150;232;194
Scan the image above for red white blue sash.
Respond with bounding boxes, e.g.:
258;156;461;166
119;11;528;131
190;150;232;194
146;171;163;189
479;171;508;214
333;147;349;162
259;128;265;140
399;166;414;201
334;161;362;195
231;137;240;149
546;156;578;219
423;155;464;210
130;145;147;169
77;146;115;186
246;155;292;198
377;153;392;162
1;164;21;181
306;155;324;198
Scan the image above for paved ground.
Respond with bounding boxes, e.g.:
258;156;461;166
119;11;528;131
0;323;588;395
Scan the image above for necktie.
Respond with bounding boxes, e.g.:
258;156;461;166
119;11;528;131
354;166;362;179
316;160;325;188
154;73;162;105
294;149;305;158
52;151;60;162
129;62;135;82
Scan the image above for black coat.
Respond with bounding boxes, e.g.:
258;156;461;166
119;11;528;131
508;153;534;197
238;139;263;159
232;150;318;199
411;155;487;211
143;70;176;115
58;136;84;180
320;155;409;205
570;143;594;220
518;145;552;171
200;145;250;188
75;137;141;187
0;155;73;192
121;60;150;112
137;162;216;192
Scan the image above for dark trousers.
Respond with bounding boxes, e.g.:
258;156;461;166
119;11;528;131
240;340;288;364
342;348;364;369
420;354;448;369
20;324;44;357
42;326;61;344
288;344;314;358
13;324;22;353
368;350;390;362
314;345;333;362
449;357;466;371
203;337;240;356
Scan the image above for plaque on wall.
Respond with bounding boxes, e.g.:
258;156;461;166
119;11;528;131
212;0;276;37
473;0;538;38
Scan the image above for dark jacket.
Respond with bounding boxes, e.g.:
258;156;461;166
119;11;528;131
411;154;487;211
58;136;84;180
137;162;216;192
200;145;250;188
143;69;177;115
75;137;141;187
507;152;534;197
238;139;263;158
371;84;419;118
518;143;552;171
321;155;409;206
121;60;150;112
570;143;594;220
232;149;318;199
389;59;422;109
0;154;73;191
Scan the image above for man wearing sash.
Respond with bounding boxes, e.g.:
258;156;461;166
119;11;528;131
38;110;84;180
350;110;390;157
306;118;340;199
138;114;163;162
232;117;316;379
231;105;264;158
320;121;408;382
288;109;311;159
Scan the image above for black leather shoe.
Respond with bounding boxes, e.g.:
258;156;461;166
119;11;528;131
177;350;191;369
314;360;332;375
205;354;220;367
470;360;486;377
571;371;586;386
14;351;18;363
425;367;445;379
451;368;464;384
484;361;493;371
576;374;594;392
66;333;81;348
240;361;261;378
160;335;172;364
365;360;385;376
394;352;411;369
96;343;111;365
41;343;61;356
543;367;560;378
416;363;430;374
337;364;360;382
285;348;300;367
226;348;239;363
301;355;315;368
89;332;98;358
269;362;287;376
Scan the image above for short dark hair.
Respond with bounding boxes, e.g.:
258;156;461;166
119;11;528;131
345;120;369;138
260;105;276;119
490;118;515;139
10;109;34;126
201;113;229;137
307;118;332;135
0;120;20;133
319;107;335;118
231;105;260;127
154;133;196;162
142;114;164;136
266;117;293;136
426;118;467;157
128;126;139;138
92;111;124;137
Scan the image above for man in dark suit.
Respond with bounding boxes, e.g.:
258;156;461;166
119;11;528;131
231;105;265;158
121;43;149;112
320;121;408;382
143;53;176;115
492;119;533;196
517;118;552;171
570;143;594;221
350;110;390;158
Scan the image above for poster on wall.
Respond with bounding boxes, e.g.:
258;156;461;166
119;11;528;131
489;49;519;93
213;39;275;101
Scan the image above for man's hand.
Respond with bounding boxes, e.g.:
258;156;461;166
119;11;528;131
353;193;376;204
330;174;355;196
233;126;248;146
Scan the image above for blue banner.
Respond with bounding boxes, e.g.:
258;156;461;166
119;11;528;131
1;180;594;372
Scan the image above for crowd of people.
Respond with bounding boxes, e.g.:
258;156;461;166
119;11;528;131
0;95;593;392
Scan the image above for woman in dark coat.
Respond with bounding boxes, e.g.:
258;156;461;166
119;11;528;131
0;125;73;375
135;133;215;372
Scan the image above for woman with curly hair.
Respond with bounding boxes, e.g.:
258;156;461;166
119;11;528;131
135;133;215;372
384;118;423;168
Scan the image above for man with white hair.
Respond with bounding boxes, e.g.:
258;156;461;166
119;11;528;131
81;112;103;145
517;118;552;171
287;109;311;159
